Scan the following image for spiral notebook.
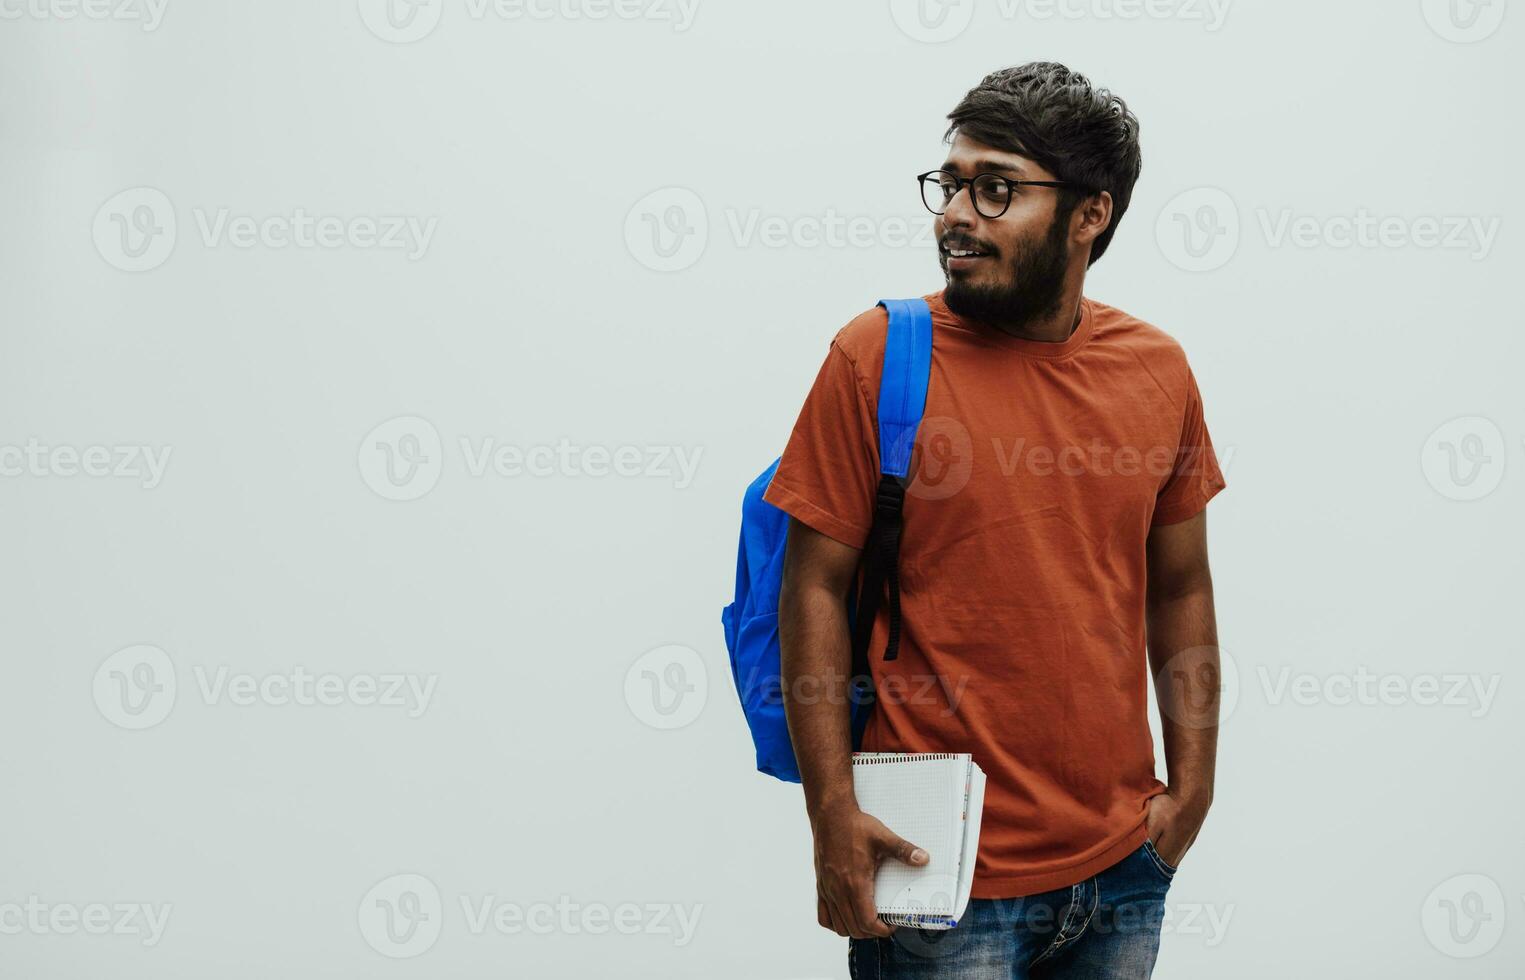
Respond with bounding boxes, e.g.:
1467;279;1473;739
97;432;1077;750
851;752;987;930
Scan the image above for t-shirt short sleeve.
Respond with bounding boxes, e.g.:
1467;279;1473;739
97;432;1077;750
1152;369;1227;526
761;337;879;549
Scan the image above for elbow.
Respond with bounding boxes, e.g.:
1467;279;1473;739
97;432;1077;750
1147;570;1214;608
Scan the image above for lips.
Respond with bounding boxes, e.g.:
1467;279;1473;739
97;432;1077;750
941;239;994;270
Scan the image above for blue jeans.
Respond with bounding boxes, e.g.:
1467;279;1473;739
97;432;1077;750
849;842;1177;979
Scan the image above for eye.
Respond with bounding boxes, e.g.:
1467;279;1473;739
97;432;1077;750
976;176;1011;202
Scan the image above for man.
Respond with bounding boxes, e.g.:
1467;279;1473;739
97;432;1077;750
764;63;1225;978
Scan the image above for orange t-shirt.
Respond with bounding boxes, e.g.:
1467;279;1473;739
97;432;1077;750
762;291;1225;898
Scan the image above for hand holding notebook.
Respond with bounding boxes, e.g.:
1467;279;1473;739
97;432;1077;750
852;752;987;930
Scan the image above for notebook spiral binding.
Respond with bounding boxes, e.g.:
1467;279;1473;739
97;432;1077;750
851;752;965;765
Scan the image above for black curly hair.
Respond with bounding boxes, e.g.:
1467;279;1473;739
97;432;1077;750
945;62;1142;265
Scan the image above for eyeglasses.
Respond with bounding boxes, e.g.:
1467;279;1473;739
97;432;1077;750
917;169;1079;219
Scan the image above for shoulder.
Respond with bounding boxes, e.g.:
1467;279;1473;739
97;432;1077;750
823;302;892;398
831;303;890;368
1087;299;1197;401
1089;299;1187;362
828;293;940;380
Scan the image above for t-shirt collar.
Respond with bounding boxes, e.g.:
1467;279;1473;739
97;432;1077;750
928;290;1094;360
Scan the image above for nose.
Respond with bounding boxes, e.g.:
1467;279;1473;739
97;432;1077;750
940;184;978;231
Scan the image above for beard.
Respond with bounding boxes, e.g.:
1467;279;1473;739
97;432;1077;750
942;207;1071;333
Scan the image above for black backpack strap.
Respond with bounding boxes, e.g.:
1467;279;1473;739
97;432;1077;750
850;473;908;686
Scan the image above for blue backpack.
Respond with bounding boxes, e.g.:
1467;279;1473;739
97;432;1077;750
721;298;933;782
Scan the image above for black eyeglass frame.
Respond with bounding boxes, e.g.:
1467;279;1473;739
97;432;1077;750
916;169;1082;219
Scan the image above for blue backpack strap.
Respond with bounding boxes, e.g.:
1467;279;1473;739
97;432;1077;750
875;298;934;478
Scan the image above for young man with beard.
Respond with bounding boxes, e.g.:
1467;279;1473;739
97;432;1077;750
763;63;1225;978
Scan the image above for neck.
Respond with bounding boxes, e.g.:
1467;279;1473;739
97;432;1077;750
989;296;1082;343
984;270;1086;343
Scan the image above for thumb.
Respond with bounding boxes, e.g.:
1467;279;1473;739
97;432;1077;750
879;831;930;867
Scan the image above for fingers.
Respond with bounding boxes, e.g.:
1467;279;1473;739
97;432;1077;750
853;888;893;938
830;832;924;938
831;885;883;939
821;888;849;937
817;896;837;934
880;831;930;868
821;879;888;939
813;819;929;939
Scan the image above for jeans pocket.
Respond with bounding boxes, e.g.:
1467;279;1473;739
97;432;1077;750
1142;839;1178;880
848;937;882;980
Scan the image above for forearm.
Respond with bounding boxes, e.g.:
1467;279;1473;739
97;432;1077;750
1146;583;1220;806
778;578;859;823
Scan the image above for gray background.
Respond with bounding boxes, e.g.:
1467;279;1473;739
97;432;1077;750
1;0;1520;976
